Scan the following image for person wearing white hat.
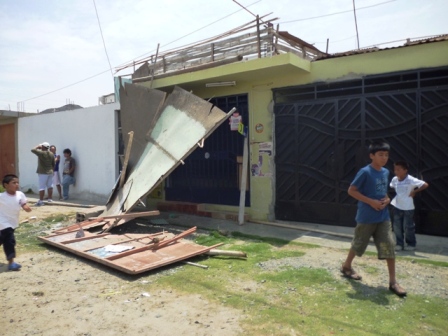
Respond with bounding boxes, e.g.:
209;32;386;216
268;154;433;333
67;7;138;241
31;142;55;206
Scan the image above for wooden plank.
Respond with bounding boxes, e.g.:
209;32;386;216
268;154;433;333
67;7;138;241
105;243;156;260
82;232;166;252
149;43;160;89
101;211;160;234
131;23;310;79
154;226;196;249
105;226;197;260
238;136;249;225
154;42;262;75
161;34;269;64
119;131;134;189
116;16;278;73
130;242;224;274
150;26;269;63
61;233;110;245
145;31;271;75
274;24;280;54
90;210;160;220
134;56;243;82
256;15;261;58
52;218;110;233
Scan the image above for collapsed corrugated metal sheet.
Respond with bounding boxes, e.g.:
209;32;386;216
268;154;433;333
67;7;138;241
38;85;233;274
103;84;233;216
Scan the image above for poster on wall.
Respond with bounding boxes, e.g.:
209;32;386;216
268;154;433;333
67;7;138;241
251;142;273;177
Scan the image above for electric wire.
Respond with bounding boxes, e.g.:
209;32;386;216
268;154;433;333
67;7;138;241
119;0;262;70
18;0;261;105
16;0;404;108
279;0;397;24
93;0;114;79
18;0;392;105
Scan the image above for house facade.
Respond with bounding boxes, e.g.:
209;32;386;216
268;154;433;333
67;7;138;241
127;22;447;236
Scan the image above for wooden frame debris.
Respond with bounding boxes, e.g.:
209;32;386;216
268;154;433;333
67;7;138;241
38;225;222;274
120;16;325;82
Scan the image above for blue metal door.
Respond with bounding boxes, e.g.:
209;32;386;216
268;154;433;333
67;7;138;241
165;94;250;206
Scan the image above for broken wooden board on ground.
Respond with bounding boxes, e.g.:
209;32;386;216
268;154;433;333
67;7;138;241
38;225;222;275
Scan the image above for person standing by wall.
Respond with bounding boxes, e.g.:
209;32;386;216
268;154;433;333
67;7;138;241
0;174;32;271
62;148;76;200
49;145;63;200
31;142;54;206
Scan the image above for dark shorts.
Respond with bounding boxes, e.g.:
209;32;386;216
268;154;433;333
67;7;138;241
0;227;17;260
351;221;395;259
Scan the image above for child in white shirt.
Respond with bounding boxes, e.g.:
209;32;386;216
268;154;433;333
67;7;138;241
390;161;428;251
0;174;32;270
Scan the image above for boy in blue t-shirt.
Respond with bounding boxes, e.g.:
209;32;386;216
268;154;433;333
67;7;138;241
341;141;407;297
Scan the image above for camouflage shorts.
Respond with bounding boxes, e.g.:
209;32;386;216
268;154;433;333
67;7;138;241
351;221;395;259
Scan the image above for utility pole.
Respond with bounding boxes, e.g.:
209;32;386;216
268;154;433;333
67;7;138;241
353;0;360;49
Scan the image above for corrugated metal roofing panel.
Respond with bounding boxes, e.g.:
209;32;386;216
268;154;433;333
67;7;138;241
103;85;233;216
316;34;448;60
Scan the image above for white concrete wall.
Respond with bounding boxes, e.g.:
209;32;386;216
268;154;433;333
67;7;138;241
17;103;120;203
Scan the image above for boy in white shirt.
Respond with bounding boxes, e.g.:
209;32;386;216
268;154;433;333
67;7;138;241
390;161;428;251
0;174;32;270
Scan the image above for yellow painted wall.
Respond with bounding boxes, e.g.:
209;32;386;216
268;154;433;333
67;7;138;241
275;41;448;88
146;41;448;220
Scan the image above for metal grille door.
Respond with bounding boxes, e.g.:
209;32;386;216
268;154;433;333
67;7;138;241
166;94;250;206
274;67;448;236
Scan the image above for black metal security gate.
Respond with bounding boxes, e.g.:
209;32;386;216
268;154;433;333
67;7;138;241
165;94;250;206
274;67;448;236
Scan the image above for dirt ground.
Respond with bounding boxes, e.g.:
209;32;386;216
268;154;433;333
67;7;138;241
1;203;243;336
1;202;447;335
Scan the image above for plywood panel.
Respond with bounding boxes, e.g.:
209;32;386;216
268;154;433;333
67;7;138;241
38;226;219;274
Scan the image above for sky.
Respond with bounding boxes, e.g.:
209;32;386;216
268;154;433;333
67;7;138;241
0;0;447;113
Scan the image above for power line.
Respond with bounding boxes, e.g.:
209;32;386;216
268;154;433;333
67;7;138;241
124;0;262;68
18;0;261;105
92;0;114;79
16;0;398;106
232;0;258;19
280;0;397;24
20;69;111;103
313;35;357;44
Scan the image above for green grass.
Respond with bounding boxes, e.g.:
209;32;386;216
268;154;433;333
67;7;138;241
15;213;75;252
150;232;448;336
346;249;448;268
17;218;448;335
396;257;448;268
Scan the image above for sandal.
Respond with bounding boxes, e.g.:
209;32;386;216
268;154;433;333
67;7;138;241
340;266;362;280
389;283;407;297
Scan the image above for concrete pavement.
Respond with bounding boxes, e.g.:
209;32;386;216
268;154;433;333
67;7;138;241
26;196;448;263
165;213;448;263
